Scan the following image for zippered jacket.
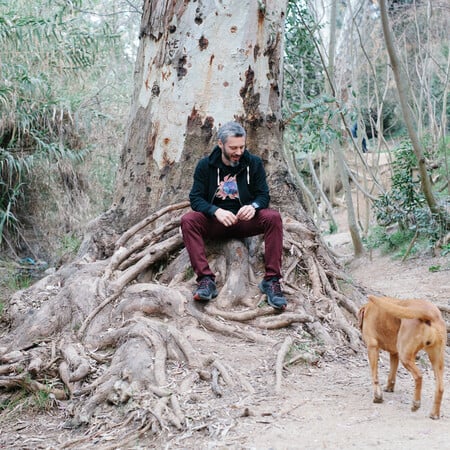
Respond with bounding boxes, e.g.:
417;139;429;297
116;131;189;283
189;145;270;217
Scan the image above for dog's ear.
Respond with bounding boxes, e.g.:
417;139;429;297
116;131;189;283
368;295;378;303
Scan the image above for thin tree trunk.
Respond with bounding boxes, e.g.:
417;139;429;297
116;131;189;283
327;0;365;255
336;144;365;255
378;0;449;227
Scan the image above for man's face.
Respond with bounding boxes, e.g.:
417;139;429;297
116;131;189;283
219;136;245;167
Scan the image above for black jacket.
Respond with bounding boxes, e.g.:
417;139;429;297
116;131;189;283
189;145;270;216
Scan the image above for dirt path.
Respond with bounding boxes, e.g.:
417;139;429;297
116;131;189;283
1;243;449;449
173;244;450;450
165;247;450;450
162;239;450;449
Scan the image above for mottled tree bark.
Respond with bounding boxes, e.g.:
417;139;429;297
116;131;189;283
112;0;301;229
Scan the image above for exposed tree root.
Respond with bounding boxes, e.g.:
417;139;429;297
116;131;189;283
186;301;275;344
0;374;66;400
205;303;276;321
253;312;315;329
0;202;367;443
286;350;320;366
275;336;293;393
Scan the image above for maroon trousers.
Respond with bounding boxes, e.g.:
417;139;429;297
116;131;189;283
180;209;283;281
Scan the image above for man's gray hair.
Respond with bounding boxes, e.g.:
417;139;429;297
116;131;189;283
217;121;246;144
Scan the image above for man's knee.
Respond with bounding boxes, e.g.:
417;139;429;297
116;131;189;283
181;211;194;233
181;211;197;224
181;211;207;233
260;208;282;224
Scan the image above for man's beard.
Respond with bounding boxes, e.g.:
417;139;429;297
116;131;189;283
223;151;240;167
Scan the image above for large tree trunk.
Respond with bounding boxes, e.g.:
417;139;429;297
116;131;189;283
112;0;300;227
0;1;366;445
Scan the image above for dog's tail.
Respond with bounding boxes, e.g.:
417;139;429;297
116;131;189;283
368;295;440;323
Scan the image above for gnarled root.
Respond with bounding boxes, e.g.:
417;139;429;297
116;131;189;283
0;203;365;445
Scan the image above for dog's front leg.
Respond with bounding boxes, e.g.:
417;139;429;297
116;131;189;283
368;345;383;403
385;352;399;392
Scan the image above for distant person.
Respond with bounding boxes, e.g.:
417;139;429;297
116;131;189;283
351;122;367;153
180;121;287;310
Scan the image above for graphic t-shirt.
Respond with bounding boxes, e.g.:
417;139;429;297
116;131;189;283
214;169;241;214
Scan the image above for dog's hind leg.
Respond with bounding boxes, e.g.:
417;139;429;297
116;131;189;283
367;345;383;403
426;346;444;419
400;353;423;412
385;352;399;392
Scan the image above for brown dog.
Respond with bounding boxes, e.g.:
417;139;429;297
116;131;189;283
358;294;446;419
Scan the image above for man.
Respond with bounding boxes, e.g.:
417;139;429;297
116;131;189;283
180;121;287;310
351;122;368;153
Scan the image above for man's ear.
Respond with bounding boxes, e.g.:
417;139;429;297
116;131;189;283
218;140;224;150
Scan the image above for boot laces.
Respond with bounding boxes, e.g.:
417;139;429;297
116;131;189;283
268;278;282;296
198;277;213;289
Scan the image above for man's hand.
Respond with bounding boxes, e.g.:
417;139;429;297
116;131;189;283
214;208;238;226
236;204;256;221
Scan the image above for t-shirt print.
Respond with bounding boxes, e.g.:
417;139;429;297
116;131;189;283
216;174;239;200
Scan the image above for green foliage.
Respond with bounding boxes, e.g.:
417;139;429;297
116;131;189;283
364;225;417;257
0;390;27;411
0;258;50;312
433;136;450;194
7;272;33;291
285;338;322;366
32;389;54;411
441;243;450;257
0;177;24;243
61;233;81;254
285;0;324;102
56;233;82;261
0;0;121;246
349;103;403;139
183;266;195;281
0;263;33;294
373;141;426;229
284;0;335;149
283;0;344;195
370;139;448;255
0;387;55;413
288;96;344;152
328;221;338;235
